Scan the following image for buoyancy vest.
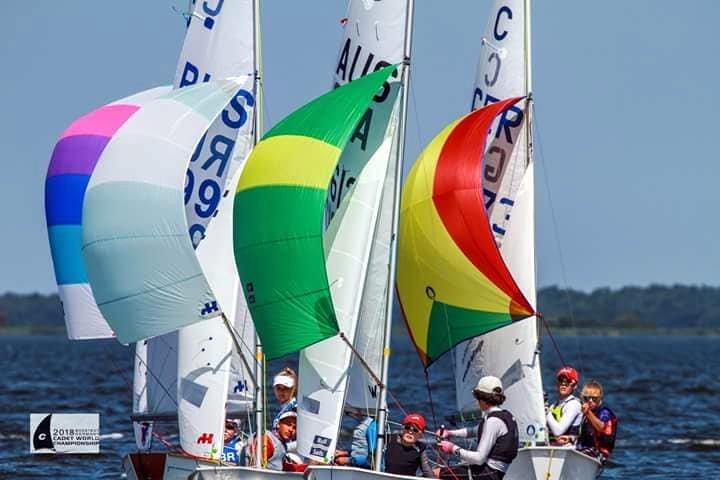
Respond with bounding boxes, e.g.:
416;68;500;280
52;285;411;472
472;410;519;467
578;406;617;459
549;395;581;438
384;433;426;476
222;437;244;465
262;431;288;471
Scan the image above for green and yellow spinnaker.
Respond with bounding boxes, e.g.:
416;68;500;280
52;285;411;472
233;65;397;360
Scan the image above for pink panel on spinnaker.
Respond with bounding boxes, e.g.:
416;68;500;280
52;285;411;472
59;104;140;140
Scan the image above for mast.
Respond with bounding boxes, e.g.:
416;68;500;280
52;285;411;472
252;0;265;468
373;0;414;468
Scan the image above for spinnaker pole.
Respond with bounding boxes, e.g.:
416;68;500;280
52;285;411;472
373;0;415;469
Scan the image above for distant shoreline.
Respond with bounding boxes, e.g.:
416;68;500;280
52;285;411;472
2;325;719;338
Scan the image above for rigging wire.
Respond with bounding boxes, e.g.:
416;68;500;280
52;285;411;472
531;107;585;373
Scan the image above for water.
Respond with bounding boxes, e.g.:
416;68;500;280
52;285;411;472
1;334;718;478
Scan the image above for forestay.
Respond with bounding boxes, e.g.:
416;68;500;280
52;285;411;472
45;86;169;340
453;0;545;444
82;79;250;344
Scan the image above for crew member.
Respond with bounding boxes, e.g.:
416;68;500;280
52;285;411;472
546;366;582;445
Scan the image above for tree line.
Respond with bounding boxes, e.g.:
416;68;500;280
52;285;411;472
2;285;720;331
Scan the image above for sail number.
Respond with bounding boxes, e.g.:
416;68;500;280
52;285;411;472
178;63;255;248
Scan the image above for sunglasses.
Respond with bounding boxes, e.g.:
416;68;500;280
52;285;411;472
557;378;573;386
403;424;421;434
582;395;601;402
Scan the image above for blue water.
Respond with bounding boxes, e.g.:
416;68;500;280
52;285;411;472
1;334;718;478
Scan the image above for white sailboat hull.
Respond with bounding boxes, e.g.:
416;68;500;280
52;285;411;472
505;447;602;480
305;465;418;480
123;453;303;480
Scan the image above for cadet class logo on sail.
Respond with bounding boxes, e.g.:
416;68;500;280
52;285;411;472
178;0;256;248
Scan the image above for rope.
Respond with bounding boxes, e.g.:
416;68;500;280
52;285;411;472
540;314;566;366
423;368;439;429
337;332;407;418
532;110;584;374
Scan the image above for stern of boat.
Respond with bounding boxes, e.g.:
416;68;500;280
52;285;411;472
505;446;602;480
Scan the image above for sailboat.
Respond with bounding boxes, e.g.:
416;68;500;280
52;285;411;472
397;1;602;479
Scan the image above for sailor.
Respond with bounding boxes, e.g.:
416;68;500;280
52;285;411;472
248;409;299;471
334;410;377;468
222;419;244;465
576;380;618;463
384;413;433;477
436;376;519;479
271;367;298;431
546;365;582;445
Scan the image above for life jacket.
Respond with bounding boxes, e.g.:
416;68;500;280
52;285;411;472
578;406;617;459
384;433;425;476
549;395;581;439
255;430;288;471
470;409;519;472
221;437;244;465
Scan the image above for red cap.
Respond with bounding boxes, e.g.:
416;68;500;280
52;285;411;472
556;366;579;383
402;413;426;432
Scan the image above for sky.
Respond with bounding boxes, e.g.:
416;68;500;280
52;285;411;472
1;0;719;294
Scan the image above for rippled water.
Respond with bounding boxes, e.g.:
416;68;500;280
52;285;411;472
1;334;718;478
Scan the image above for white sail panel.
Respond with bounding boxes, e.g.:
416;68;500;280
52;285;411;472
345;112;399;412
174;0;256;248
297;0;406;460
147;332;179;414
298;121;394;461
178;166;255;458
453;0;545;444
82;79;249;344
173;1;258;457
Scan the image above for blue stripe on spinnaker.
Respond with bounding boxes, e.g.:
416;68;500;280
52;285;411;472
45;174;90;226
48;225;88;284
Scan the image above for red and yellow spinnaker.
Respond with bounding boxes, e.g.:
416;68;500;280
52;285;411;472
397;97;535;367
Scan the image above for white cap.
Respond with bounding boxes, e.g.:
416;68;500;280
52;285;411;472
474;376;503;395
273;374;295;389
277;410;297;423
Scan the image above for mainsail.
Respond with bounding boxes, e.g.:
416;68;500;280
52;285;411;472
453;0;546;444
44;86;169;340
297;1;405;462
397;97;534;365
330;0;406;414
173;0;258;458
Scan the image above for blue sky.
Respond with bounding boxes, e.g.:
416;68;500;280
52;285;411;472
1;1;718;294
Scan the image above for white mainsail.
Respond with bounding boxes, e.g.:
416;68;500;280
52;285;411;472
173;0;258;458
296;0;405;462
452;0;545;444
